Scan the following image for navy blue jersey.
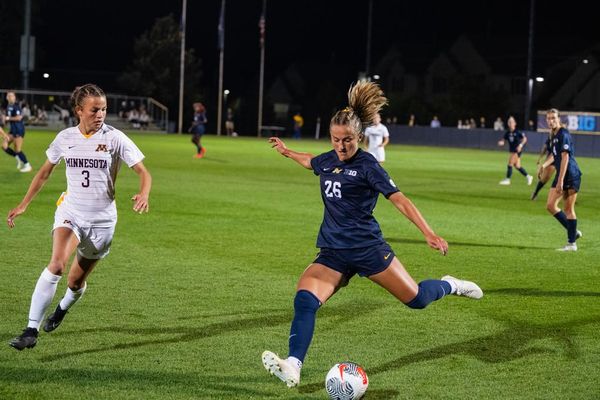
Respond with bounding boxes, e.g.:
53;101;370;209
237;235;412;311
310;149;399;249
7;103;25;135
503;130;526;153
550;128;581;178
191;112;207;134
544;135;552;155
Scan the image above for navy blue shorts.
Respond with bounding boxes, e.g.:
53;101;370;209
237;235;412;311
9;130;25;138
314;243;395;278
551;175;581;192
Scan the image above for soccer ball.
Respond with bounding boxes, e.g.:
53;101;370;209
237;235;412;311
325;362;369;400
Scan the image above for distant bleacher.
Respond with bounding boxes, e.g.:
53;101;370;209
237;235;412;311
1;88;169;133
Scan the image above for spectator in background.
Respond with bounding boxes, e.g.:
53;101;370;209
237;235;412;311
430;115;441;128
21;103;31;124
118;101;128;119
493;117;504;131
479;116;486;128
528;119;536;131
457;120;465;129
468;118;477;129
138;108;150;130
408;114;416;127
225;108;235;136
128;108;140;129
392;116;398;124
292;112;304;139
364;112;390;163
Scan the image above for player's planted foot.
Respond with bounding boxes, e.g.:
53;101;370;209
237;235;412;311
556;243;577;252
262;350;300;388
526;175;533;185
19;163;32;173
442;275;483;299
499;178;510;185
9;327;39;350
43;305;68;332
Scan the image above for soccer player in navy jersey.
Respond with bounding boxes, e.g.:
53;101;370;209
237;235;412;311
531;133;554;200
2;92;32;172
497;116;533;186
540;108;582;251
261;81;483;388
189;102;207;158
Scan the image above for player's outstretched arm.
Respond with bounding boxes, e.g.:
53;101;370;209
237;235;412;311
388;191;448;255
7;160;56;228
131;161;152;214
268;137;314;169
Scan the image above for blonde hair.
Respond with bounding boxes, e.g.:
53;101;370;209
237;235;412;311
330;81;388;138
546;108;564;131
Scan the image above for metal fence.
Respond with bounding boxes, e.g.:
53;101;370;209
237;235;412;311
0;88;168;133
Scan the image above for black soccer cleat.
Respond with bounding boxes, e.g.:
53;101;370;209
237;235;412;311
9;327;39;351
43;305;68;333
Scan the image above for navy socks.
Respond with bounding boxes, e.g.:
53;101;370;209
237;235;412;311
288;290;321;362
553;211;568;230
405;280;452;309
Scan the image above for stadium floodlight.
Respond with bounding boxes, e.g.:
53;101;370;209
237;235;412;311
372;74;380;80
583;59;589;64
42;73;50;79
535;76;544;82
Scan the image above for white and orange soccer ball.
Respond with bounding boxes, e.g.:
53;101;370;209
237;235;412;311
325;362;369;400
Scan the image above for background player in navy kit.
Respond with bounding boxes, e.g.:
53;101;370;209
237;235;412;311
2;91;32;172
189;102;207;158
531;133;554;200
6;84;151;350
540;108;582;251
261;81;483;388
497;116;533;186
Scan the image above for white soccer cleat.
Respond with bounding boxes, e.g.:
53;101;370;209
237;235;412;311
556;243;577;252
19;163;32;173
442;275;483;299
15;156;23;170
262;350;300;388
527;175;533;185
499;178;511;185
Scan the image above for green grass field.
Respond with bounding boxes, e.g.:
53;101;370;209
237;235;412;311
1;130;599;399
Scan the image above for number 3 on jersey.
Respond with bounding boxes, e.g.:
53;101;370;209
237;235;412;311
82;170;90;187
324;180;342;198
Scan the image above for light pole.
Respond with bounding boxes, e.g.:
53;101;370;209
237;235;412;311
524;0;535;128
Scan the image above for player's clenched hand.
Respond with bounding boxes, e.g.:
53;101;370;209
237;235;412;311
131;194;149;214
7;205;26;228
269;137;288;156
425;233;448;256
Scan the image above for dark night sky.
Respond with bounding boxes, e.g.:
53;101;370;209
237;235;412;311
2;0;598;115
